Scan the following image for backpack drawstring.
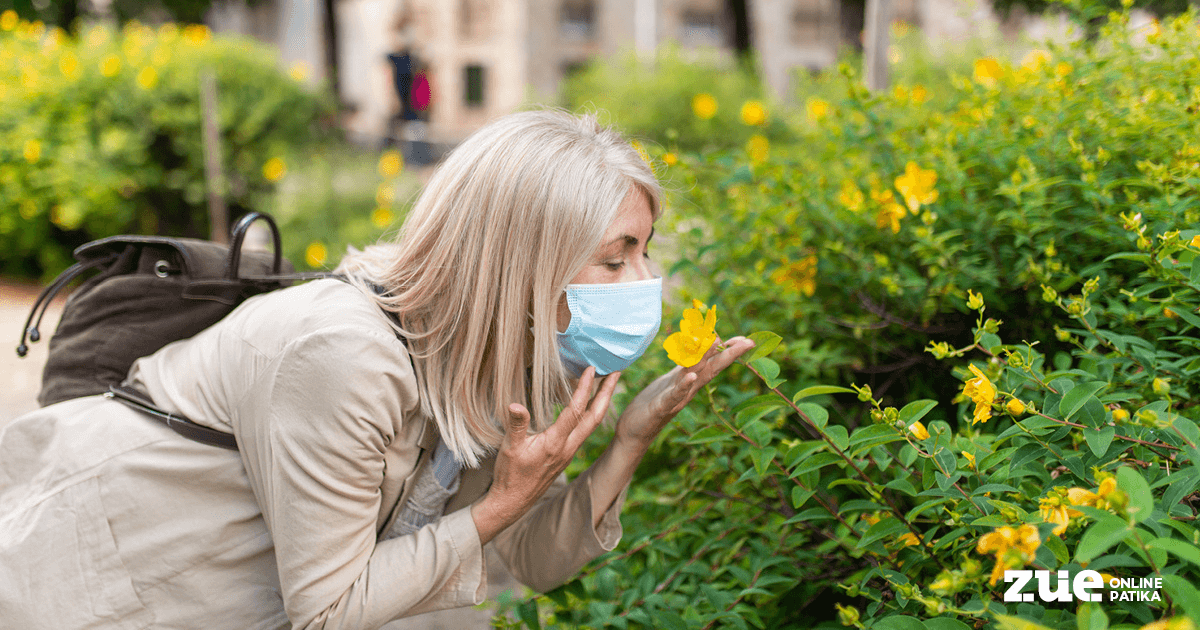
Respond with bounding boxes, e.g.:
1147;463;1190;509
16;255;117;357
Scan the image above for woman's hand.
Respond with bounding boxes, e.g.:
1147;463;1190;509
471;366;621;545
614;335;756;448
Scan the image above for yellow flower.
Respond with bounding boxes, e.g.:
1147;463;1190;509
973;57;1004;88
977;524;1039;585
262;157;287;182
896;532;921;548
1006;398;1026;416
806;98;831;122
740;100;766;126
182;24;211;46
966;289;984;310
1112;407;1130;422
59;51;80;79
375;183;395;206
158;23;179;41
662;152;678;166
378;150;403;177
100;54;122;77
1189;234;1200;248
1039;487;1094;536
746;134;769;165
289;61;309;82
907;420;930;440
909;85;929;104
1021;49;1051;72
663;301;718;367
892;85;908;102
963;364;996;424
963;451;976;468
771;255;818;296
837;180;864;212
1097;476;1117;499
893;161;938;213
1139;618;1196;630
1054;62;1072;77
371;207;394;228
0;10;17;31
305;242;328;267
1164;308;1177;319
23;139;41;163
136;66;158;90
875;202;906;234
692;93;717;120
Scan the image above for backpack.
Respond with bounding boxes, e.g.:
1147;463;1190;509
15;212;330;447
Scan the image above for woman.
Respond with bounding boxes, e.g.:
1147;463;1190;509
0;110;754;630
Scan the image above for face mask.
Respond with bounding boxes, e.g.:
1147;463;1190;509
556;277;663;377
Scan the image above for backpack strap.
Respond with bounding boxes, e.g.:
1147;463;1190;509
106;385;239;450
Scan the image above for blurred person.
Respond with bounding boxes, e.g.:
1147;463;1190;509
0;109;754;630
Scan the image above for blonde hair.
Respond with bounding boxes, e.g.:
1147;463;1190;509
337;109;662;467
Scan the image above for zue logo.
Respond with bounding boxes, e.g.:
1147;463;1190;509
1004;570;1104;603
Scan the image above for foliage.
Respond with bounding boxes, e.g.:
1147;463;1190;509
0;15;333;279
1;0;269;29
560;45;792;154
497;8;1200;630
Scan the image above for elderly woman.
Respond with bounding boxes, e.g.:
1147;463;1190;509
0;110;754;629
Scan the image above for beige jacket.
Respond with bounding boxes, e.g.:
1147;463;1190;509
0;279;625;630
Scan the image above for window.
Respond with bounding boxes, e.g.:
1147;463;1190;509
680;9;723;46
560;0;596;41
464;65;485;107
460;0;492;41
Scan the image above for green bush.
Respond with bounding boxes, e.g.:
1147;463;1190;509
560;45;791;154
0;15;333;279
497;9;1200;630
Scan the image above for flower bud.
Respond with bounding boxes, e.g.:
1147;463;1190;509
1111;407;1129;422
870;409;885;423
856;384;873;402
884;407;899;423
1007;352;1024;368
1137;408;1159;426
836;603;860;627
1152;377;1171;396
1066;299;1084;315
983;318;1001;334
1007;399;1026;416
966;290;985;310
1083;276;1100;295
1055;326;1071;342
1041;284;1058;302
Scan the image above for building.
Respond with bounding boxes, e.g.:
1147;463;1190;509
209;0;1026;148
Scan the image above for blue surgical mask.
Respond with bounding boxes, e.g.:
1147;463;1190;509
556;277;663;377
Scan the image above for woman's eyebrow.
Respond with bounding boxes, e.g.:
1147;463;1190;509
606;227;655;248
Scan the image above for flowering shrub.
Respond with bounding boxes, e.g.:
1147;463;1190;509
495;8;1200;630
0;14;333;278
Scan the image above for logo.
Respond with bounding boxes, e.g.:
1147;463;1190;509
1003;570;1163;603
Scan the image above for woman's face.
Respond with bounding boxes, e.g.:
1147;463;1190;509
556;188;655;333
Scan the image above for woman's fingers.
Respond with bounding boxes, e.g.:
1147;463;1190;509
504;403;531;444
567;371;621;449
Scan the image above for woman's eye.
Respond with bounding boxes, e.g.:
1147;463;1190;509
604;262;624;271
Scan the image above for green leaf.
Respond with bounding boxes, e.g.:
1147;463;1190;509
825;425;849;452
933;448;957;474
1075;397;1107;429
1147;537;1200;568
1117;466;1153;523
873;616;927;630
1075;517;1131;563
898;399;938;425
1084;426;1116;458
795;402;828;429
1060;381;1108;420
792;385;854;402
924;618;971;630
1043;534;1070;565
1191;259;1200;288
1162;574;1200;620
751;447;777;476
744;331;782;363
517;600;541;630
857;517;908;549
749;357;784;388
1076;602;1108;630
994;616;1054;630
791;486;814;509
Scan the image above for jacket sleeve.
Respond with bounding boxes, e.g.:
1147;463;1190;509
490;464;628;593
233;326;487;630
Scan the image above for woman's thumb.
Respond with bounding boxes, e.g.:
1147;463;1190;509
506;404;530;441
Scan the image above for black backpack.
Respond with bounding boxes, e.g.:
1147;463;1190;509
15;212;330;448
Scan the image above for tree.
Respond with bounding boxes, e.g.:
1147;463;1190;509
5;0;267;30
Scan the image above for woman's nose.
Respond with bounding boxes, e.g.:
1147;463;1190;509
627;255;654;283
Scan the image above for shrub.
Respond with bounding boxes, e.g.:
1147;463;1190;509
497;8;1200;630
0;15;333;279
